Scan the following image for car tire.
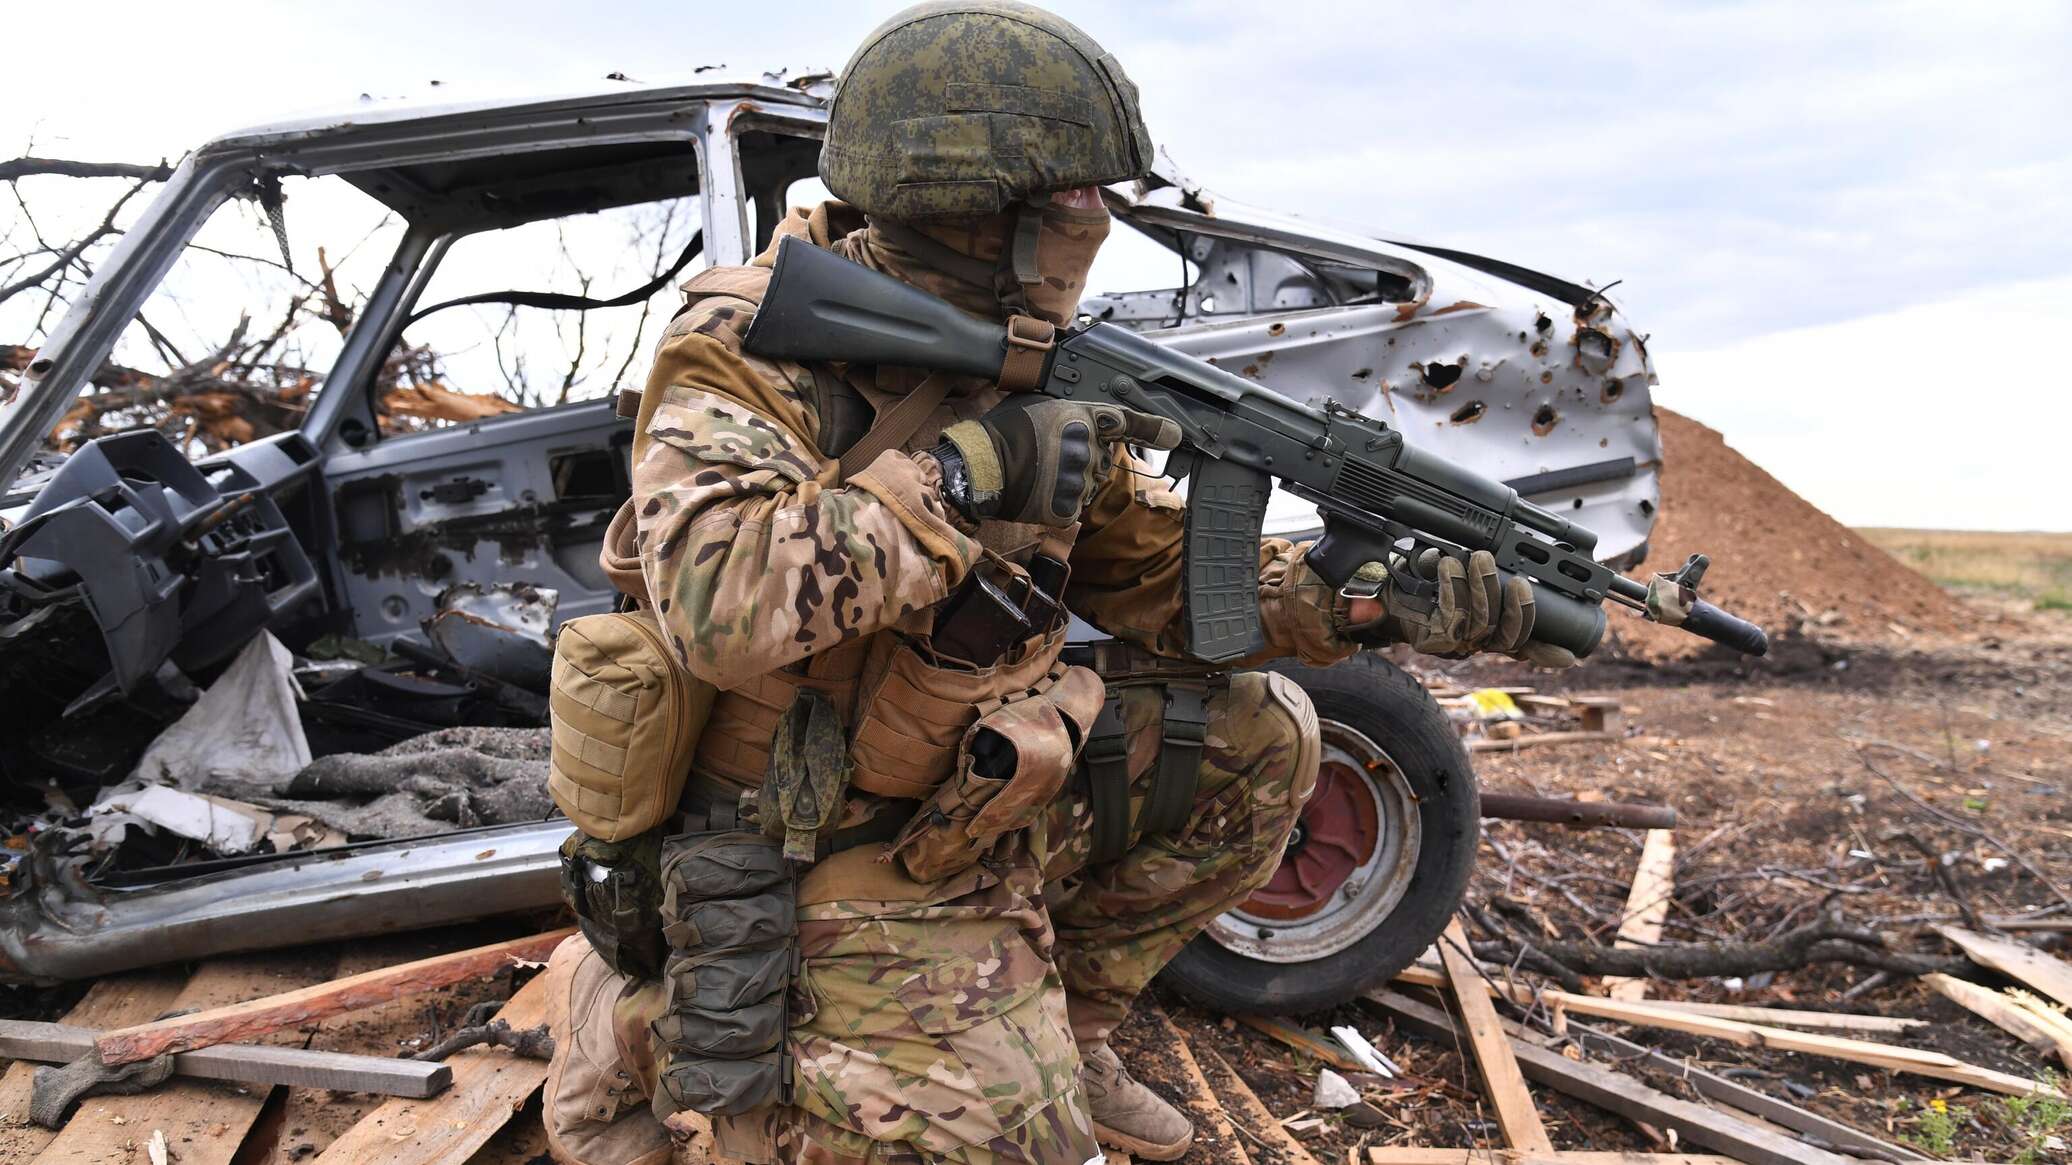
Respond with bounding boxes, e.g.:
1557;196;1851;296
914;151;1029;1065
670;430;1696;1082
1158;652;1479;1015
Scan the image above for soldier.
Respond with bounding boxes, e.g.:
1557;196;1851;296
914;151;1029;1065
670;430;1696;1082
542;4;1557;1163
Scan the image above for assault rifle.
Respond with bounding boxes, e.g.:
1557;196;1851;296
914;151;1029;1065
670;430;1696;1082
742;237;1768;663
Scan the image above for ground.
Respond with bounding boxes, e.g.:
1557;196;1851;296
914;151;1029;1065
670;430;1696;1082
6;545;2072;1162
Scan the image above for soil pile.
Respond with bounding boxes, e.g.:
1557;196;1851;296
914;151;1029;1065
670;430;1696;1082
1613;409;1962;659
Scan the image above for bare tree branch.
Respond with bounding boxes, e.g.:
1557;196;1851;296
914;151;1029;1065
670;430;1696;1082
0;157;173;183
0;178;151;306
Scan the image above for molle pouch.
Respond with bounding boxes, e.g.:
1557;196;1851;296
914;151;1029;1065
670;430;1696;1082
558;830;667;981
651;830;796;1120
889;665;1103;882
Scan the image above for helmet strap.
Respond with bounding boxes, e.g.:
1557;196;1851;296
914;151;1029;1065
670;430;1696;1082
992;198;1047;316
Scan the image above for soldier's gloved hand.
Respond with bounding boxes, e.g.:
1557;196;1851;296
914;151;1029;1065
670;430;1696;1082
932;397;1180;527
1343;549;1575;668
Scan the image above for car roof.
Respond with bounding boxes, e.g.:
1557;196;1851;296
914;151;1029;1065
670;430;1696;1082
193;74;834;156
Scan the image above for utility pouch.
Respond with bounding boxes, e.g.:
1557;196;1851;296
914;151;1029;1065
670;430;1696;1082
651;830;796;1119
559;829;668;980
549;609;715;841
888;665;1103;882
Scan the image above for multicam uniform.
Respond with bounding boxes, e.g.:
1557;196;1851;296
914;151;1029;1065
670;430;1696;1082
543;200;1360;1165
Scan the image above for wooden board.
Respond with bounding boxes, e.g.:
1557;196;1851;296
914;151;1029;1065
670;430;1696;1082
1232;1014;1368;1074
0;970;185;1163
1926;974;2072;1071
1437;918;1554;1152
1375;1144;1748;1152
1603;828;1676;1001
1365;988;1851;1165
1193;1043;1323;1165
0;1019;449;1097
32;951;336;1165
1398;963;1924;1032
1469;731;1618;753
1140;1004;1252;1165
1549;1016;1927;1161
308;970;552;1165
96;928;571;1066
1395;964;2052;1097
1938;925;2072;1009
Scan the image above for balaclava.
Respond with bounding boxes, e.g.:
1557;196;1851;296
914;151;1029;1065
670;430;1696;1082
831;188;1111;328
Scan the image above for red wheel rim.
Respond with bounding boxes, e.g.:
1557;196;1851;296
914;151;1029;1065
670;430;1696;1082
1240;759;1382;920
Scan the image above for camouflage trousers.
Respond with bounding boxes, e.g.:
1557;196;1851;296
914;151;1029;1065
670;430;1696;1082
544;670;1319;1165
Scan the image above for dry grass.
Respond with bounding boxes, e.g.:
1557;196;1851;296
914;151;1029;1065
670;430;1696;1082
1858;528;2072;611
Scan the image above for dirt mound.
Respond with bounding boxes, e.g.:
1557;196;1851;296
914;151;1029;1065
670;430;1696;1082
1611;409;1962;659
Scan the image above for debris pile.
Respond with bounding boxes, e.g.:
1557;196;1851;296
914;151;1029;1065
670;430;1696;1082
1618;410;1964;659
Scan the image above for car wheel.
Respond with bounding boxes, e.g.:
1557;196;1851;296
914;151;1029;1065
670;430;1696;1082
1159;653;1479;1014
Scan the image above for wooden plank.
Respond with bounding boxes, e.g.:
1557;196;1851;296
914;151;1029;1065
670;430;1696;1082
96;928;572;1066
1398;963;1924;1033
309;970;552;1165
1604;998;1924;1033
1232;1014;1368;1073
1604;828;1677;1001
1368;1153;1740;1165
0;1019;450;1097
33;951;336;1165
1927;974;2063;1053
1530;994;2055;1097
1375;1144;1748;1152
1365;988;1850;1165
0;971;185;1163
1438;918;1554;1152
1468;731;1617;753
1548;1016;1927;1162
1193;1043;1323;1165
1397;964;2056;1097
1938;925;2072;1009
1140;1004;1251;1165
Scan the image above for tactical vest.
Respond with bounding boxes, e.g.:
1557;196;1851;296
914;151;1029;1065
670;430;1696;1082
604;264;1082;810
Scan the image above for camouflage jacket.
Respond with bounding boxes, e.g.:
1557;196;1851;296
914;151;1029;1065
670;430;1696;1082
629;205;1354;694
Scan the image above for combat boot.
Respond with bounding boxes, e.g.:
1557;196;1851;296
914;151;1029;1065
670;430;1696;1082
542;936;673;1165
1081;1042;1194;1161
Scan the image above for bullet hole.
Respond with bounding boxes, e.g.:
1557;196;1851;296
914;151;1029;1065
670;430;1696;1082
1449;400;1486;424
1601;377;1625;403
1540;370;1554;384
1532;404;1560;435
1574;326;1618;373
1573;497;1585;510
1420;360;1464;391
1534;313;1553;335
1351;367;1373;380
1200;295;1217;313
1530;341;1548;358
1267;321;1286;337
1638;499;1655;518
27;356;52;375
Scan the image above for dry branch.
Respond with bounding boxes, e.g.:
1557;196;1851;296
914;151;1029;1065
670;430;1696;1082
0;157;174;183
1472;907;1967;981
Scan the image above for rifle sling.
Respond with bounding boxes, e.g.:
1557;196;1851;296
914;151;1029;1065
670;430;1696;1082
836;372;951;483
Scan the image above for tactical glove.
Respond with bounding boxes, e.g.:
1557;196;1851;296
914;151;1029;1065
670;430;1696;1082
933;396;1180;527
1345;548;1576;668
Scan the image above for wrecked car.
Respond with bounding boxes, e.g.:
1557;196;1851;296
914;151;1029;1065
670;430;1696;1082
0;75;1662;1010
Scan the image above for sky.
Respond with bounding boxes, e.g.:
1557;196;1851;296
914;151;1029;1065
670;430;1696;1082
5;0;2069;529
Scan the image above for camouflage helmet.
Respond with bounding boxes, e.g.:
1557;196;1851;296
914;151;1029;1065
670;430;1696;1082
820;1;1155;222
